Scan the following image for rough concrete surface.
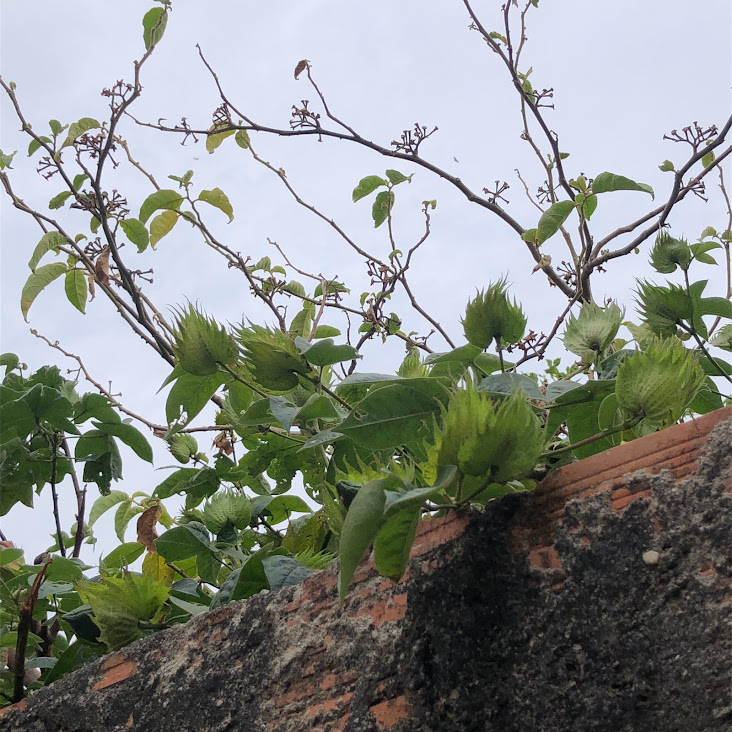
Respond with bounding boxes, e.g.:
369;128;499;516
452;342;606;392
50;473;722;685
1;415;730;731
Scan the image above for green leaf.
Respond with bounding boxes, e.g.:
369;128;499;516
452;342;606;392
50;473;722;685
536;200;576;245
374;506;420;582
21;262;67;320
102;542;145;570
149;210;178;246
206;127;235;153
659;160;675;172
235;129;250;149
294;393;340;424
0;149;16;169
385;169;411;185
74;393;121;425
72;173;88;190
27;136;51;157
142;6;168;50
312;325;341;339
61;117;100;148
575;192;598;220
0;546;23;566
698;296;732;319
520;228;538;245
296;337;361;367
687;376;723;415
28;231;66;271
253;494;311;525
372;190;394;228
338;478;388;603
92;421;153;463
545;380;616;458
114;501;143;542
210;554;268;608
478;373;544;401
139;189;183;223
383;466;458;517
262;555;316;591
154;468;218;500
49;191;73;210
592;172;654;199
88;490;129;527
165;370;228;426
690;240;721;266
155;523;211;562
48;119;66;136
352;175;386;202
64;270;88;314
338;384;440;450
120;218;150;252
198;188;234;222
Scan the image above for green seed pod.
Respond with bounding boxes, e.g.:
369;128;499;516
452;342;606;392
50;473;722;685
616;336;704;433
436;388;543;483
202;489;252;534
563;302;624;364
462;279;526;350
172;304;238;376
397;346;424;378
167;433;198;464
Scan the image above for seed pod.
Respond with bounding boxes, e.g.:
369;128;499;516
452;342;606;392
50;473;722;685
202;489;252;534
167;433;199;464
462;279;526;350
172;304;238;376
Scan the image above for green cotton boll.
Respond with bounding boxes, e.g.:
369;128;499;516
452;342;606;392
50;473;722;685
202;489;252;534
396;346;425;378
436;388;542;483
172;304;238;376
435;387;494;470
615;336;704;432
167;433;198;464
634;281;693;339
563;302;624;364
461;279;527;349
649;231;692;274
457;391;544;481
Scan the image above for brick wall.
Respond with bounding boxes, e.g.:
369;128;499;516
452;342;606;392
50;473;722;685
2;406;730;731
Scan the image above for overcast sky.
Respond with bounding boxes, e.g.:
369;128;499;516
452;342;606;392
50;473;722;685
1;0;730;561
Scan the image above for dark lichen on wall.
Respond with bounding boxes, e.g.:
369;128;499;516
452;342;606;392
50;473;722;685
1;414;729;732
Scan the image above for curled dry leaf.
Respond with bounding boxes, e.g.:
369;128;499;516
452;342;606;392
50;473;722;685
294;59;310;80
94;246;111;286
87;270;96;300
137;501;162;552
213;431;233;456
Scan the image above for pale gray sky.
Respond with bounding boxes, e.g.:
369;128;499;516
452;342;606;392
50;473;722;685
1;1;730;560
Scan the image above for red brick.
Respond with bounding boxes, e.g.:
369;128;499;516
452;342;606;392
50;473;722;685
528;546;563;570
93;660;138;691
370;695;413;729
612;489;651;511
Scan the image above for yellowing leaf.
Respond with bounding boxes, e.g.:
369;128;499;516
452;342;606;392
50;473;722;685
21;262;67;320
198;187;234;222
150;210;178;246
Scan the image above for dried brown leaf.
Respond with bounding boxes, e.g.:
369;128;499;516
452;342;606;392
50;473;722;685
137;501;162;553
294;59;310;80
94;247;110;287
